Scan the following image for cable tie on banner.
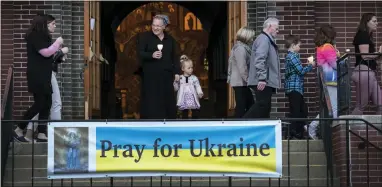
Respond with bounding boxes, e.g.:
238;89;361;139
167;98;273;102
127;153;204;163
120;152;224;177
163;118;166;124
221;118;224;124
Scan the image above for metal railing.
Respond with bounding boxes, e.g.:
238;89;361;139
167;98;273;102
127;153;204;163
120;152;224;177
1;66;14;185
337;52;382;115
1;53;381;186
335;52;382;153
317;52;382;187
0;117;379;187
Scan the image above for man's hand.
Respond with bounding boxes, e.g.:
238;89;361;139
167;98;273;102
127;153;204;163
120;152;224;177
379;45;382;53
174;74;180;82
152;51;162;59
257;81;267;91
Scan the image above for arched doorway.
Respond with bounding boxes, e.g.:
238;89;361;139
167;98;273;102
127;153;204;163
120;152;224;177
83;1;246;119
114;3;210;119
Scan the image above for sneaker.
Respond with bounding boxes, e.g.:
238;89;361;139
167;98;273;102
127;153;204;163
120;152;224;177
14;127;24;137
13;135;36;143
36;133;48;142
307;127;318;140
24;137;37;143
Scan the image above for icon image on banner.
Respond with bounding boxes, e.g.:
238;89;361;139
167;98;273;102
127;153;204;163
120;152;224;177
53;127;89;174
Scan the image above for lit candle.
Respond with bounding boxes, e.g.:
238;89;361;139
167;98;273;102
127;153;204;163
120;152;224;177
157;44;163;51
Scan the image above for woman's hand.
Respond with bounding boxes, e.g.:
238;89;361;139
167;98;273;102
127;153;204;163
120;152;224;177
56;37;64;45
152;51;162;59
61;47;69;54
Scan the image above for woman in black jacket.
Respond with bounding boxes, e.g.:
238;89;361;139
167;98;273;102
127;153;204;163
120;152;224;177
14;14;64;142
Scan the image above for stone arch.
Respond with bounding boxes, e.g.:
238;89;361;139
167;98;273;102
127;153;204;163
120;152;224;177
113;2;210;118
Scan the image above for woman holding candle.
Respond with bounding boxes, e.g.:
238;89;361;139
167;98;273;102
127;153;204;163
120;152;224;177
137;14;180;119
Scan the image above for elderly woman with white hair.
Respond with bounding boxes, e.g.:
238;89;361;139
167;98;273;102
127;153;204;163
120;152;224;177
227;26;256;118
137;14;181;119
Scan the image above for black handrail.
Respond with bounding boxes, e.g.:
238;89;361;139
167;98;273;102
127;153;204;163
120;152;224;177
316;51;382;187
336;52;382;187
1;66;14;185
1;117;376;187
317;66;334;187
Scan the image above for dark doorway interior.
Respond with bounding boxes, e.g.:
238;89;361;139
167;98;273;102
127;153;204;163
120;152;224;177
99;1;228;119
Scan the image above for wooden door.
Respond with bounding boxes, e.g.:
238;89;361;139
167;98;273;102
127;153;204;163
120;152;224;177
84;1;101;119
227;1;247;115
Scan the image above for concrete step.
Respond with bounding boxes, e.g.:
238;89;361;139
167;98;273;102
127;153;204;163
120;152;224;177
2;177;339;187
6;152;328;169
7;140;325;156
3;165;329;182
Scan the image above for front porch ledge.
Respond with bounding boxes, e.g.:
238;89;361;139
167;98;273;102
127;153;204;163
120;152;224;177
332;115;382;129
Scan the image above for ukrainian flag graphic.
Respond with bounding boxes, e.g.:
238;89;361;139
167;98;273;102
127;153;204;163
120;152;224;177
95;125;278;175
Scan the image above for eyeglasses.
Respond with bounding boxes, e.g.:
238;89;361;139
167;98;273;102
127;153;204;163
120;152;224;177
152;24;164;28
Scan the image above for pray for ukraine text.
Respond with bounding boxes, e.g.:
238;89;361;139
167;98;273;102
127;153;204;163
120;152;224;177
99;138;271;163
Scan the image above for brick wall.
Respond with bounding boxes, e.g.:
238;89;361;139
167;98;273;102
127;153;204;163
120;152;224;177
248;1;317;118
274;1;317;118
333;118;382;187
248;1;382;118
1;1;14;99
315;1;382;115
0;1;84;119
2;1;381;120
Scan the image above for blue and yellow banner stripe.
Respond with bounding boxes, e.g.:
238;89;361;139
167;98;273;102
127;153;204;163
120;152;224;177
47;120;282;179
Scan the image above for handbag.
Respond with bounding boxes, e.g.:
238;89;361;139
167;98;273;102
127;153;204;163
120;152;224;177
53;49;65;64
324;69;337;86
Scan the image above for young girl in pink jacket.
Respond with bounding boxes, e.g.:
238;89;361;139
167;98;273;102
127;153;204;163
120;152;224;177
306;25;340;139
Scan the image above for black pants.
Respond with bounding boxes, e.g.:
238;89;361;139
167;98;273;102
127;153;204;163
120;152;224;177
233;86;254;118
19;92;52;134
287;91;308;138
140;70;177;119
243;86;274;118
181;109;200;119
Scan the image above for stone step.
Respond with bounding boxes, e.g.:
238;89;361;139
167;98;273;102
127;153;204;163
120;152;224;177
6;152;327;169
7;140;325;156
2;177;339;187
3;165;329;183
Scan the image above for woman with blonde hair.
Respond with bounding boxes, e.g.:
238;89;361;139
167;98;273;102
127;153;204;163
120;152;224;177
227;26;256;117
173;55;203;119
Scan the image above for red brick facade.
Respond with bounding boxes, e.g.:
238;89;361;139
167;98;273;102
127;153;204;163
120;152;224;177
1;1;381;186
269;1;381;117
333;118;382;187
2;1;381;119
0;1;84;119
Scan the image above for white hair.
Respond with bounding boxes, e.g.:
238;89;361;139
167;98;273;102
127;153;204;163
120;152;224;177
263;17;279;29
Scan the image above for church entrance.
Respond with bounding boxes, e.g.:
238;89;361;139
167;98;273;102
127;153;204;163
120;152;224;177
83;1;247;119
